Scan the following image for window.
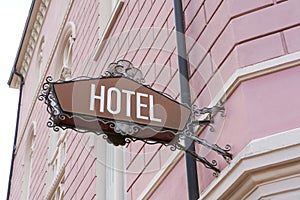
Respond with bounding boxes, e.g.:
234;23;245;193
37;37;44;79
105;144;126;199
93;0;124;60
96;2;126;197
47;130;66;178
59;0;71;25
46;129;66;200
98;0;120;37
51;183;64;200
95;137;126;199
106;144;115;199
45;22;76;199
36;36;45;87
21;122;36;200
48;21;74;180
54;21;76;81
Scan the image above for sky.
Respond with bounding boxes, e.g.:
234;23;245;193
0;0;32;199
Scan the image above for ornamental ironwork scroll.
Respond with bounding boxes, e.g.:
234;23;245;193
39;60;232;176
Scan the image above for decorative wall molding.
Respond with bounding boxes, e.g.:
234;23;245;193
15;0;75;154
45;163;65;200
92;0;124;61
200;128;300;199
19;0;50;80
210;51;300;107
48;130;68;167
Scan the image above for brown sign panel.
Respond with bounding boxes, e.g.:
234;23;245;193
42;76;191;145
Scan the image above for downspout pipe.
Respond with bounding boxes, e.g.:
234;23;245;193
6;72;24;200
6;1;35;199
173;0;200;199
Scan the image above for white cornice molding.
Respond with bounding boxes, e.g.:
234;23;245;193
200;128;300;199
16;0;50;86
210;51;300;107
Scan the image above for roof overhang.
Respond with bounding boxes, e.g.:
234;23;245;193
7;0;37;88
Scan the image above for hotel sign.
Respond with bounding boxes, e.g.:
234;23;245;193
40;76;191;145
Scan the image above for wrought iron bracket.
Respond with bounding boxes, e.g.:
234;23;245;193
176;143;221;176
193;101;225;120
173;101;233;176
170;131;232;176
187;134;232;163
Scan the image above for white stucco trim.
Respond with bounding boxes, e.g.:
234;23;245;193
95;136;107;200
92;0;124;61
200;128;300;199
45;162;66;200
10;0;51;89
138;51;300;199
210;51;300;107
15;0;75;154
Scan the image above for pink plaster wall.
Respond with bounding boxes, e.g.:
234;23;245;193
198;65;300;190
10;0;99;199
75;0;300;198
149;157;188;200
10;0;300;199
9;0;71;198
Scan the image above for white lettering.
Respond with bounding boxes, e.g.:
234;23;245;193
122;89;135;117
107;87;121;114
90;84;162;122
149;95;162;122
90;84;105;112
136;92;149;120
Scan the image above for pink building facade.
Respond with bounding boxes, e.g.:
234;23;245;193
7;0;300;199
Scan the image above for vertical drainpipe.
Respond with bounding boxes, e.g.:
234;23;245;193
6;72;24;200
173;0;200;199
6;1;35;199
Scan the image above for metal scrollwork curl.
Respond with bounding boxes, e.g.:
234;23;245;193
105;60;145;83
39;76;66;133
114;122;140;136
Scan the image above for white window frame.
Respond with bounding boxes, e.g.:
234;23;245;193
46;22;75;199
93;0;124;60
106;144;115;200
54;21;76;81
105;144;126;200
95;2;126;198
21;122;36;200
